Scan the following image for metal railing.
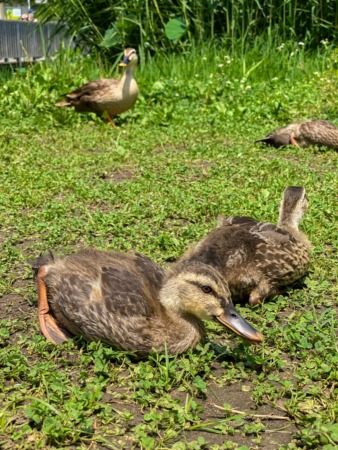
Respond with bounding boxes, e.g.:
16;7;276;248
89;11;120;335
0;20;69;64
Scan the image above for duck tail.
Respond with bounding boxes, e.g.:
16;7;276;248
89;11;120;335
55;100;71;107
254;137;270;144
29;251;55;278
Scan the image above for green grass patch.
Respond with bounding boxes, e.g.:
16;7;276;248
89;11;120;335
0;42;337;449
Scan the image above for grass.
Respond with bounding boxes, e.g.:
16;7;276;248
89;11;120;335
0;41;338;449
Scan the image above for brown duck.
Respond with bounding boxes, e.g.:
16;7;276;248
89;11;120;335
31;249;263;355
181;187;311;306
55;48;139;125
255;120;338;148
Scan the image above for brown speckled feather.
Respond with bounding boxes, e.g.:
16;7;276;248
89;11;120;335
37;250;170;353
256;119;338;148
181;187;311;305
55;48;139;118
32;249;264;352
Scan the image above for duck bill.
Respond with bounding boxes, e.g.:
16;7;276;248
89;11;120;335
119;56;130;67
216;304;263;344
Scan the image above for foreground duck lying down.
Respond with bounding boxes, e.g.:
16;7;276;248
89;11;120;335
255;119;338;149
181;187;311;306
31;250;263;355
55;48;139;126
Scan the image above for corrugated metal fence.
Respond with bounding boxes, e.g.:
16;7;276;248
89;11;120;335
0;20;69;64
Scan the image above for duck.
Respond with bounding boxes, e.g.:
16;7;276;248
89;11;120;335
55;48;139;125
180;187;311;306
255;120;338;149
31;249;263;355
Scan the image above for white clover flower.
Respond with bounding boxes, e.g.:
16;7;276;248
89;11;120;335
277;43;285;51
218;64;224;68
298;42;305;46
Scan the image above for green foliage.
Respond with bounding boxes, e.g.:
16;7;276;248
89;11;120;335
165;18;187;43
35;0;338;57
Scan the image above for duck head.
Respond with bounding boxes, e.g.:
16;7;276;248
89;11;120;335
160;261;263;344
119;48;138;68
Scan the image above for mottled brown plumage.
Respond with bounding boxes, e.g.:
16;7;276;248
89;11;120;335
181;187;311;305
255;120;338;149
55;48;139;123
31;249;263;355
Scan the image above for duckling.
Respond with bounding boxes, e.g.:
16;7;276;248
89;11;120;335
181;187;310;306
255;120;338;149
55;48;139;125
31;249;263;355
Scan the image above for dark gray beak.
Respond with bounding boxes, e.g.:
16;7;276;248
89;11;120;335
119;55;130;67
216;304;263;344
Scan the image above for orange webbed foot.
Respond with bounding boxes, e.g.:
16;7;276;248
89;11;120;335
37;266;73;344
289;132;300;147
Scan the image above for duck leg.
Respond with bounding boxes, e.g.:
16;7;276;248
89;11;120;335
106;114;116;127
248;281;271;306
248;290;265;306
37;266;73;344
289;132;300;147
249;282;282;306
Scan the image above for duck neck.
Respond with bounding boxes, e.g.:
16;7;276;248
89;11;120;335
278;203;303;231
119;64;138;98
278;213;299;231
158;312;205;354
157;282;205;354
277;205;311;247
123;64;135;78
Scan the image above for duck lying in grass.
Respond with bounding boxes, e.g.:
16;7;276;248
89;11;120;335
31;249;263;355
255;120;338;149
181;187;311;306
55;48;139;126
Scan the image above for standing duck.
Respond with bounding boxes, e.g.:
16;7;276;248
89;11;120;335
55;48;139;125
255;120;338;149
180;187;311;306
31;249;263;355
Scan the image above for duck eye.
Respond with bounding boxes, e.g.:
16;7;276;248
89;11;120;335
201;285;213;294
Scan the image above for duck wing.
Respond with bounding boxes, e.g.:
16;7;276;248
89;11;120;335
218;215;259;228
55;79;120;111
250;222;297;244
37;250;166;349
299;120;338;147
65;79;119;100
